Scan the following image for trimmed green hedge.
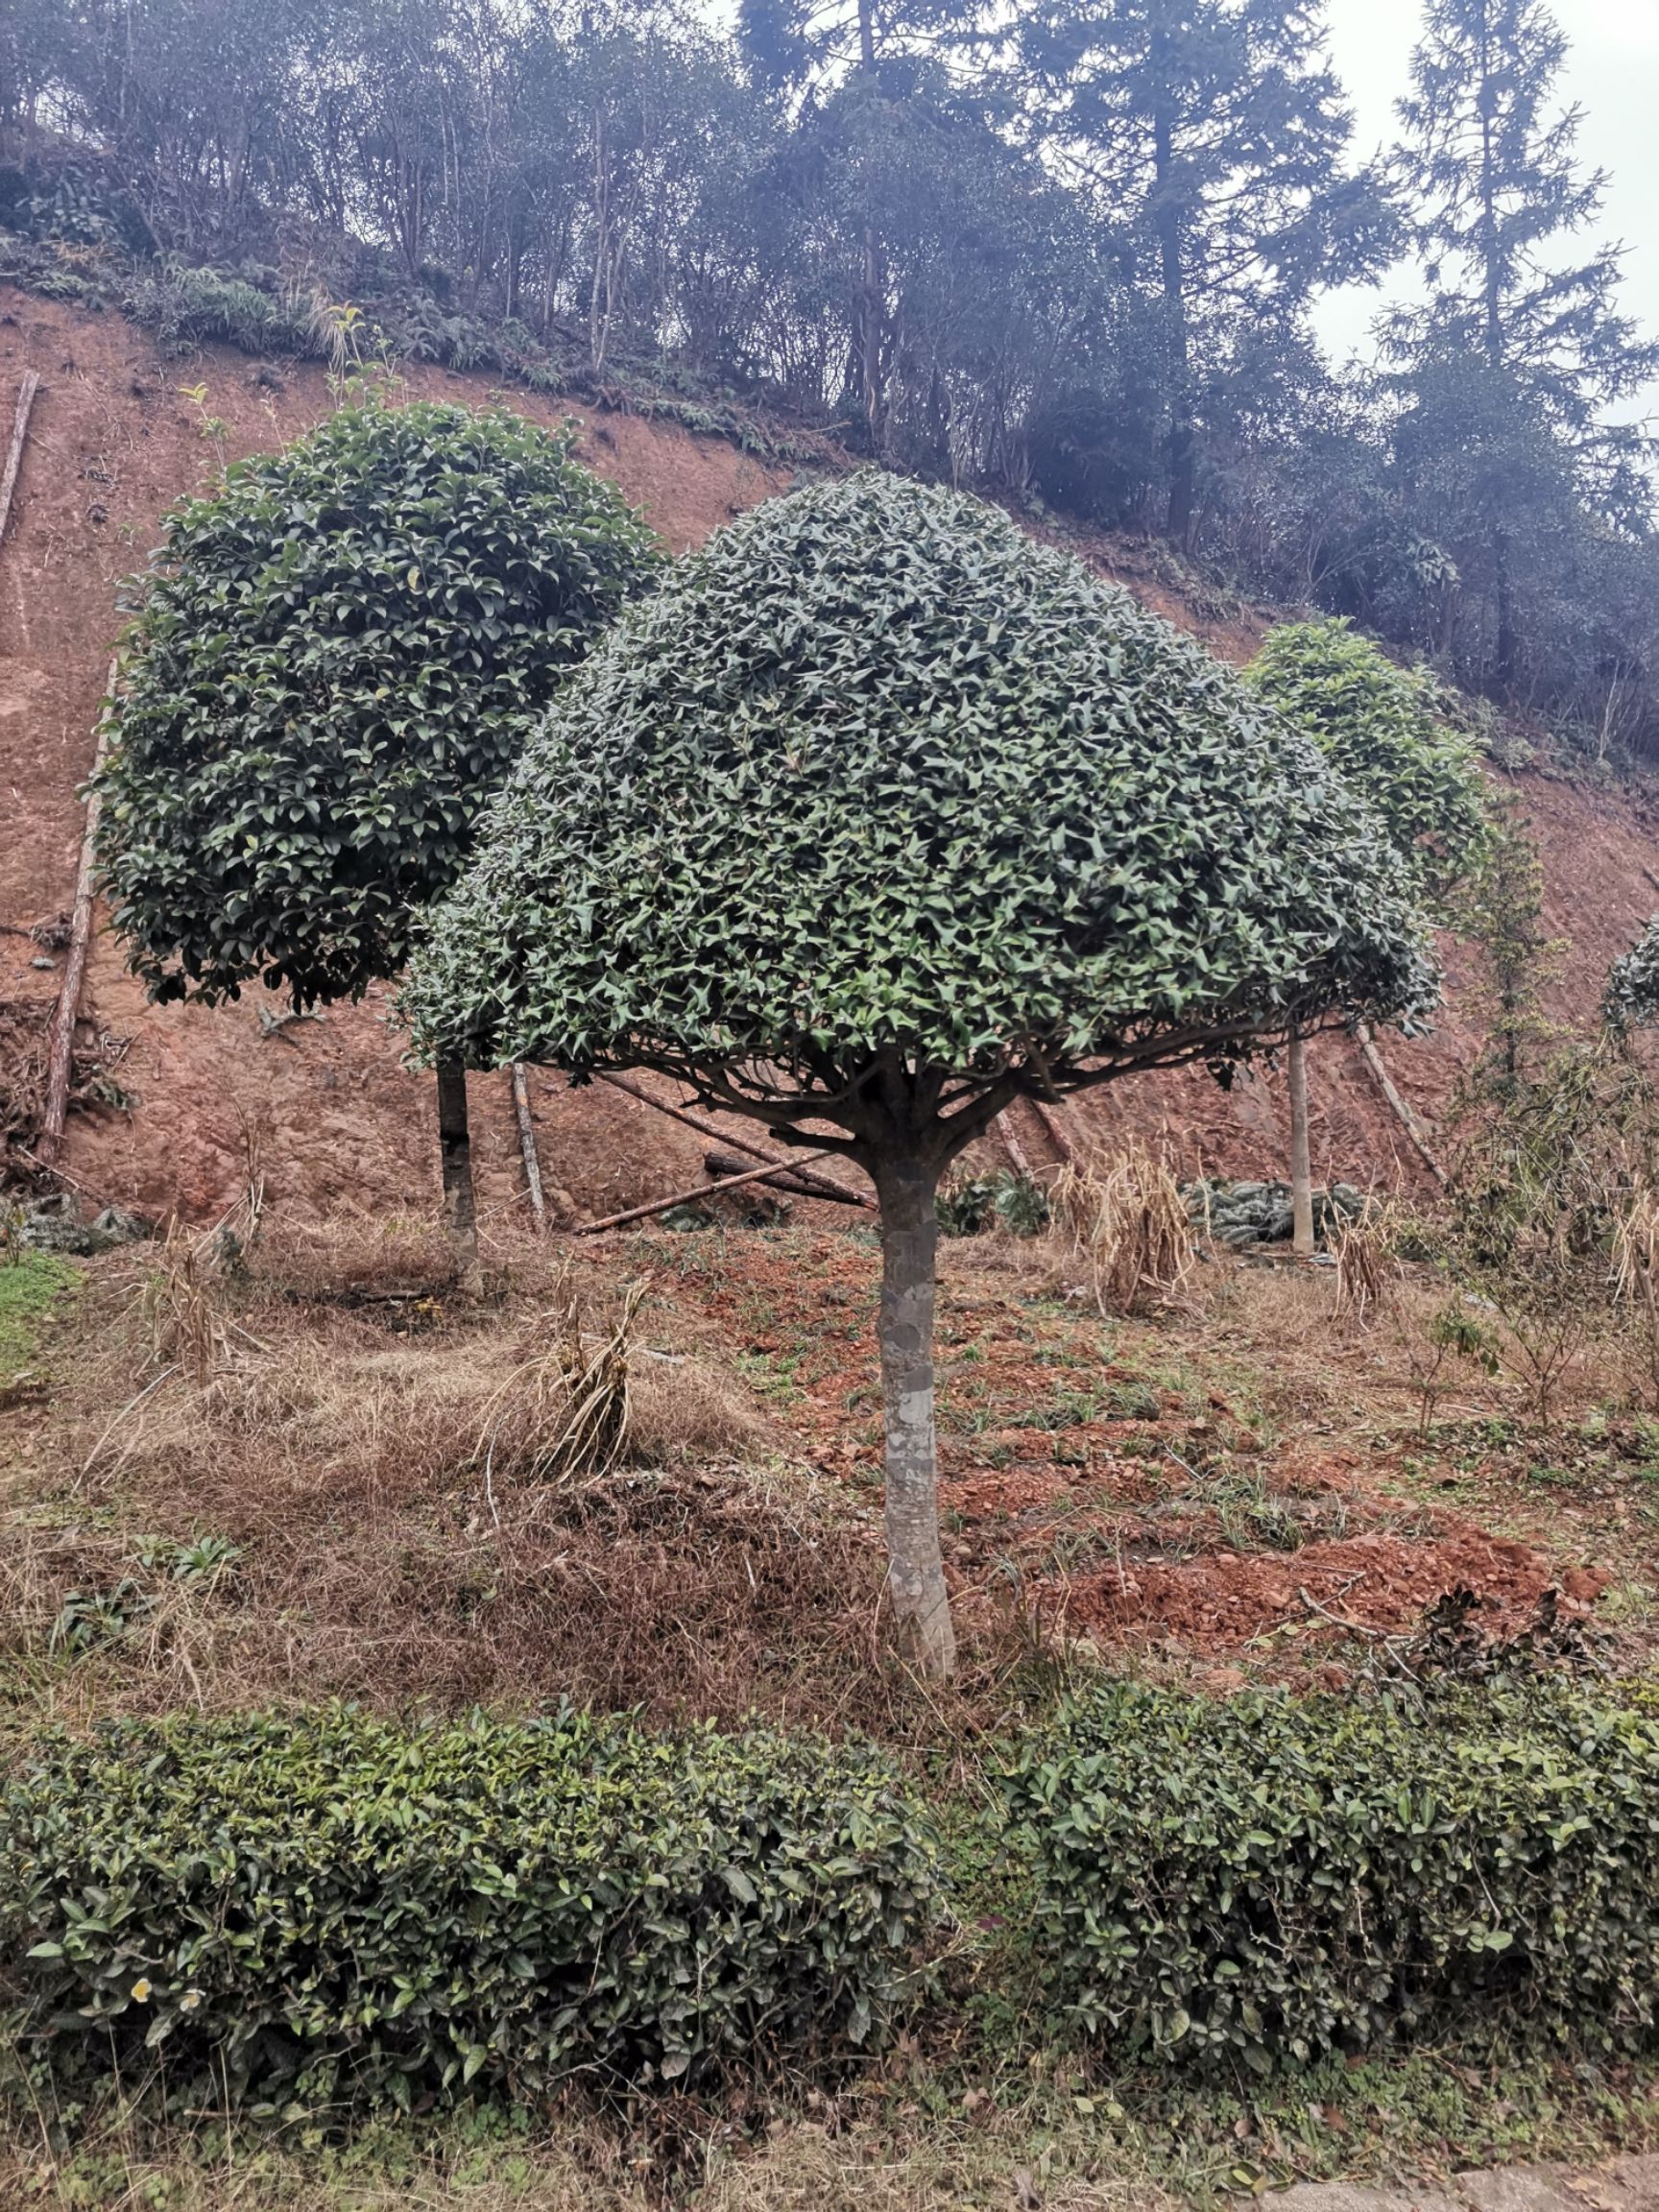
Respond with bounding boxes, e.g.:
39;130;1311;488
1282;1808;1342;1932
1;1707;936;2111
1001;1680;1659;2070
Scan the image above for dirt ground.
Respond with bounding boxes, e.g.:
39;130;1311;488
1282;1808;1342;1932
7;1204;1659;2205
4;1204;1651;1747
7;287;1659;1236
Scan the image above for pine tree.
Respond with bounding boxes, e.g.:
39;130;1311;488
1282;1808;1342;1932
1390;0;1658;692
1020;0;1392;541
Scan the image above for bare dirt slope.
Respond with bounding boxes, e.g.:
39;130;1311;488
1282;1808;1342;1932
3;287;1657;1228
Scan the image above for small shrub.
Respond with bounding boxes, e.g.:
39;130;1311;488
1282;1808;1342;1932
936;1171;1050;1238
1001;1676;1659;2070
125;263;315;356
1;1706;937;2112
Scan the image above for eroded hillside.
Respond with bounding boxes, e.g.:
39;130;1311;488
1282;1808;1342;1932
3;289;1657;1229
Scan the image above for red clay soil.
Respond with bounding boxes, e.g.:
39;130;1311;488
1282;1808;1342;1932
1064;1527;1606;1650
5;287;1659;1228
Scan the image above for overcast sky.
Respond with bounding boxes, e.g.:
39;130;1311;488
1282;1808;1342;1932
1315;0;1659;419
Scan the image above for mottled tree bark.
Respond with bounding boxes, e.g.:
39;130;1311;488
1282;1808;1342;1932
873;1153;955;1678
436;1059;480;1287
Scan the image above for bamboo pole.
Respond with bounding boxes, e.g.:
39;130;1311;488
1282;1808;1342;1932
0;371;39;555
593;1069;874;1210
38;661;116;1167
510;1063;547;1229
1287;1031;1314;1258
1356;1022;1446;1186
578;1146;840;1236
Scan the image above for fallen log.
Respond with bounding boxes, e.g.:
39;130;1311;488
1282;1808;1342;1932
1030;1098;1076;1163
997;1111;1034;1177
38;662;116;1167
593;1069;873;1209
1355;1022;1446;1186
578;1146;840;1236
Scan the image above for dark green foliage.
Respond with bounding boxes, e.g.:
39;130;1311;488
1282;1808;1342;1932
94;395;661;1011
1019;0;1395;536
1001;1677;1659;2070
402;472;1434;1089
1458;795;1558;1091
936;1171;1051;1238
1244;618;1489;917
1385;0;1659;705
13;3;1659;755
1606;915;1659;1035
124;261;318;355
0;1705;936;2111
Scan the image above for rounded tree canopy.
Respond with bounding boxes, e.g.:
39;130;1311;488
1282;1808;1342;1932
1244;616;1488;917
95;394;661;1010
404;473;1435;1095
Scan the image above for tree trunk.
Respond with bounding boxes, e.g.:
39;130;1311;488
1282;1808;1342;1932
436;1059;480;1286
1149;35;1193;544
873;1154;955;1678
1287;1032;1314;1261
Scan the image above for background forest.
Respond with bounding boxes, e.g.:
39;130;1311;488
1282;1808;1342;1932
2;0;1657;759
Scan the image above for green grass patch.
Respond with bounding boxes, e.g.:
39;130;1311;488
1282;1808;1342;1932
0;1254;79;1386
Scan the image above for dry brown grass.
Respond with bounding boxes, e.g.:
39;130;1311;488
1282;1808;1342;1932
1332;1214;1389;1329
1050;1142;1192;1316
0;2106;1179;2212
0;1217;887;1735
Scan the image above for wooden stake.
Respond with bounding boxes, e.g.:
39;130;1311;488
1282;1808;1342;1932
578;1145;840;1236
997;1111;1034;1177
510;1063;547;1229
1030;1098;1076;1163
1355;1022;1446;1185
38;660;116;1167
0;370;39;555
593;1069;874;1210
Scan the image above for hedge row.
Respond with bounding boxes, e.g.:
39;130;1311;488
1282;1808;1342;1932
0;1706;936;2110
8;1681;1659;2110
1000;1678;1659;2069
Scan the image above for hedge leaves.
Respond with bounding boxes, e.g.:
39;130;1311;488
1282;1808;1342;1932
1001;1677;1659;2069
1;1706;936;2110
402;471;1436;1084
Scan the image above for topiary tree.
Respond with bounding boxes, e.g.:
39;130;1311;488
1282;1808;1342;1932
94;392;661;1273
1245;617;1488;1254
402;473;1434;1675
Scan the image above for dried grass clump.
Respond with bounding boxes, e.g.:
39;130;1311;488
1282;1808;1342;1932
1613;1175;1659;1407
133;1176;268;1388
12;1231;885;1730
247;1209;462;1304
628;1353;772;1467
476;1276;644;1509
1615;1176;1659;1319
1051;1142;1193;1315
1333;1214;1389;1328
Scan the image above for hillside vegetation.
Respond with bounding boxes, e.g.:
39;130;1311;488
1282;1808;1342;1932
7;2;1659;2206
